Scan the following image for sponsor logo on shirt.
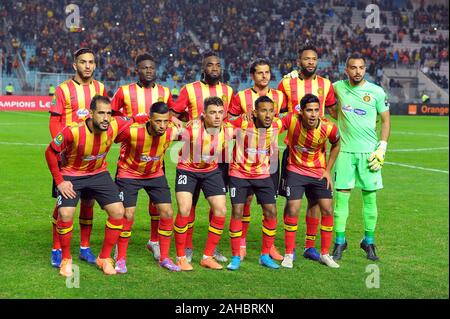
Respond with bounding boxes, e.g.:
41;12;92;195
76;109;90;117
294;145;312;152
83;153;107;161
295;104;301;112
140;155;161;162
342;105;367;116
247;148;269;155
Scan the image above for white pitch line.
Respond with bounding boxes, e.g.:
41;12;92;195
389;147;449;152
392;131;448;138
0;141;47;146
385;161;448;174
0;141;120;148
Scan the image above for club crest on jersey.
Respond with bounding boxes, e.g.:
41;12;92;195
317;87;324;96
158;97;165;102
222;95;228;104
363;94;371;102
51;95;57;106
77;109;90;117
54;133;64;146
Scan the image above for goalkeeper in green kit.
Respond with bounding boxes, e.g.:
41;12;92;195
329;54;391;261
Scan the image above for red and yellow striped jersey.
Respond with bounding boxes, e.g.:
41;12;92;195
277;75;336;116
177;121;234;173
115;122;180;179
50;117;132;176
229;118;283;179
111;82;174;117
228;88;286;116
282;113;339;178
50;78;107;126
171;80;233;120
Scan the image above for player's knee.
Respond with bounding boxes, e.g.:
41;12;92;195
263;204;277;219
231;208;244;220
159;206;174;219
321;206;333;216
285;203;300;217
124;208;135;221
212;206;227;217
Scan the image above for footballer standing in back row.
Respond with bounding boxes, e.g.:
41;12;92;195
48;48;108;268
228;58;286;262
278;44;337;262
170;51;233;263
111;52;176;262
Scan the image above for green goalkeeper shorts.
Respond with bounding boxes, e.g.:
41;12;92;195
333;151;383;191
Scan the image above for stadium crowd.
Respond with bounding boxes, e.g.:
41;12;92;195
1;0;448;89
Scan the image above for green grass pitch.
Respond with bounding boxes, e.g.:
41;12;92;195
0;111;448;299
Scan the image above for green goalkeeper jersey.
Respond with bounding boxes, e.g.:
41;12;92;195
333;79;389;153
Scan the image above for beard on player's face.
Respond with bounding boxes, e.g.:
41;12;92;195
76;68;94;81
300;65;317;77
203;71;221;83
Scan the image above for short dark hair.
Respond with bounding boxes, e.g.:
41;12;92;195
204;96;224;112
90;95;111;110
345;53;366;67
73;48;95;62
254;96;274;110
249;58;271;74
202;51;219;62
136;53;155;66
150;102;169;116
298;44;317;56
300;94;320;110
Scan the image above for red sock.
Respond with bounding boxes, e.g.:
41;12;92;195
305;216;319;249
79;201;93;247
52;206;61;250
203;215;225;256
241;203;251;246
57;219;73;260
149;202;160;242
229;217;243;256
158;217;173;261
99;217;123;259
174;214;189;257
262;216;277;255
116;218;134;261
185;205;195;249
320;215;334;255
284;215;298;254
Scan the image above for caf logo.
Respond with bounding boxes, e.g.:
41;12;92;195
317;87;324;96
363;95;371;102
158;97;165;102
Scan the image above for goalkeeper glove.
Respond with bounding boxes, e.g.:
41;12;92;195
283;69;299;79
368;141;387;171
